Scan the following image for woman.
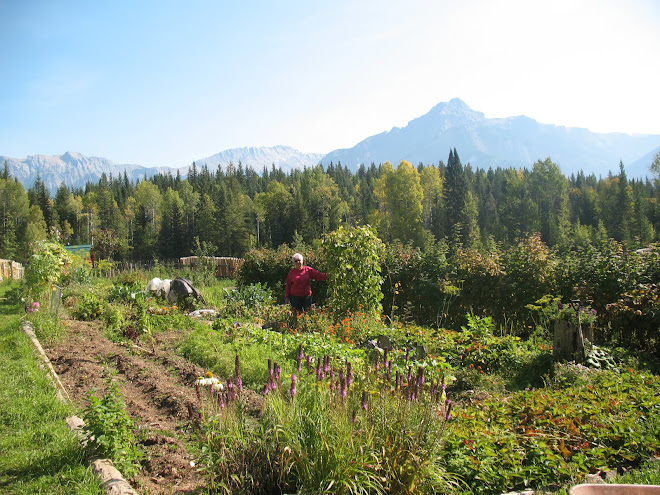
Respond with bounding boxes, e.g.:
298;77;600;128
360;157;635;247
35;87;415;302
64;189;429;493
285;253;327;312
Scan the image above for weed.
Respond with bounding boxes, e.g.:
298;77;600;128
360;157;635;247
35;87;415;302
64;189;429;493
81;373;142;477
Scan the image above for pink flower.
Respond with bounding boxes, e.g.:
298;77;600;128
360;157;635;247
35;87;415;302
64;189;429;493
289;374;297;399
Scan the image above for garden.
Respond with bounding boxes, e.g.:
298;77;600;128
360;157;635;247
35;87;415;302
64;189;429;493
1;226;660;495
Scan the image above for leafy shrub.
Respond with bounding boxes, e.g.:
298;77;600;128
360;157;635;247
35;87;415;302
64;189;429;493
381;242;459;328
72;292;106;321
108;284;140;303
442;369;660;494
82;377;142;477
240;245;328;305
24;240;71;299
500;233;558;330
61;254;92;285
223;282;274;310
322;225;384;316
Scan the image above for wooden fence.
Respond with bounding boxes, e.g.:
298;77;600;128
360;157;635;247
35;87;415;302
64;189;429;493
90;257;244;279
0;259;24;280
179;256;243;278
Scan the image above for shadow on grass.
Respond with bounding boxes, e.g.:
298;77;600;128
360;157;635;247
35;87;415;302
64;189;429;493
0;281;23;316
507;352;555;390
0;441;92;491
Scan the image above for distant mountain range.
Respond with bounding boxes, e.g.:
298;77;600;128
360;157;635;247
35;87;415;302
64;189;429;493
2;99;659;193
321;98;660;178
0;146;323;194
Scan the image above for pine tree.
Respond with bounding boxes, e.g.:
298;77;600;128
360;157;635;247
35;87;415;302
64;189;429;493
443;148;468;246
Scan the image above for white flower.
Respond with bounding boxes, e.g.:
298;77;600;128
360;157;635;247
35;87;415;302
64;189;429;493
196;376;221;387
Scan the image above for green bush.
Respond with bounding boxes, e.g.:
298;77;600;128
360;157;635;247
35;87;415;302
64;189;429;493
24;240;71;299
82;377;142;477
240;245;327;304
322;225;384;316
72;293;106;321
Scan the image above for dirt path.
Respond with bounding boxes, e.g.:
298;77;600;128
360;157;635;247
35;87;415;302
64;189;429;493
45;319;209;495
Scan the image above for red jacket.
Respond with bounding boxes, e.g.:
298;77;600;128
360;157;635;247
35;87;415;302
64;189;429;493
285;266;327;298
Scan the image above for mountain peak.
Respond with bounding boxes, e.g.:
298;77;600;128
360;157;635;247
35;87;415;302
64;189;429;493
321;99;660;178
426;98;485;121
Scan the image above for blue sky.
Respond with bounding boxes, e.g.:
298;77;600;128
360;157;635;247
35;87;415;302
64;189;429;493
1;0;659;167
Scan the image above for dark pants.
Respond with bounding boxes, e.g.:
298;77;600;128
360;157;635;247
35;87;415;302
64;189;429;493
290;295;313;312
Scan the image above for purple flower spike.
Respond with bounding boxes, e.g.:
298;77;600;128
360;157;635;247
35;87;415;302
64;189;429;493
274;362;281;381
346;362;354;389
339;376;347;401
329;369;336;392
306;355;313;372
361;391;368;411
268;372;277;391
416;366;425;388
290;374;297;399
444;398;452;421
323;355;331;374
227;378;236;401
316;360;323;381
218;392;225;410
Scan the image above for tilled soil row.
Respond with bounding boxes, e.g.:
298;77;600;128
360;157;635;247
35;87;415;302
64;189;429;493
45;319;209;495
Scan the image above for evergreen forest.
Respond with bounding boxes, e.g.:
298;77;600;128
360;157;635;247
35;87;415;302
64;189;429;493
2;150;660;261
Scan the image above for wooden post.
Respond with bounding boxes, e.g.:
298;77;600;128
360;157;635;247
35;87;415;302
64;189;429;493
553;319;586;362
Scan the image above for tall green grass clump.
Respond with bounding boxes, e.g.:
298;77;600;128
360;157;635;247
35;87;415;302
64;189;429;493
193;345;458;494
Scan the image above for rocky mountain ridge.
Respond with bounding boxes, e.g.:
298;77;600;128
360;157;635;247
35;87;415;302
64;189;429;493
321;98;660;178
3;99;659;193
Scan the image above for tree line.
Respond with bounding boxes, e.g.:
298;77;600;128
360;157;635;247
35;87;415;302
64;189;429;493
1;149;659;262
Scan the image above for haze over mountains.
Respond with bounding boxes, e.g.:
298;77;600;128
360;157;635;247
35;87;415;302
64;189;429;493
3;99;659;193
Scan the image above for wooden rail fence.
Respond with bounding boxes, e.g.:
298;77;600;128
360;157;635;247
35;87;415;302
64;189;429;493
0;259;24;280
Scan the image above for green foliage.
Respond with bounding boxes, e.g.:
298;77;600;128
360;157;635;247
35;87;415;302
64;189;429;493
61;254;92;285
0;311;103;494
239;245;313;303
526;295;598;328
108;284;139;303
195;347;457;494
222;282;274;315
443;369;660;494
72;292;106;321
24;239;71;299
28;311;66;345
82;376;142;477
180;323;277;390
611;457;660;485
322;225;384;315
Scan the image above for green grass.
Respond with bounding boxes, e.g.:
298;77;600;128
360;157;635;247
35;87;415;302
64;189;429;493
611;457;660;485
0;282;103;495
